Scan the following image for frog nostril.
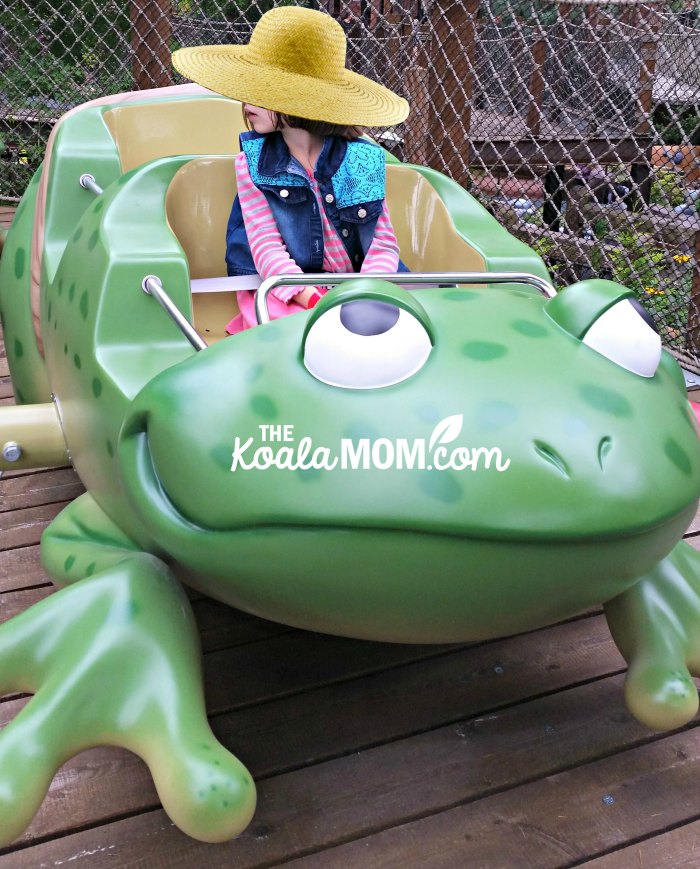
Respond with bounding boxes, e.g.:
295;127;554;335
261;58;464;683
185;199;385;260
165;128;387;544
534;440;570;478
597;436;613;471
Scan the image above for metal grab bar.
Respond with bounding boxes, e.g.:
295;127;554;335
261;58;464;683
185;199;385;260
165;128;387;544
79;174;104;196
254;271;556;324
142;275;207;351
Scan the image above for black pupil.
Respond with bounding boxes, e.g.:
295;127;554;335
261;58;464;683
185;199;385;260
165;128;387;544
339;300;401;336
629;298;658;334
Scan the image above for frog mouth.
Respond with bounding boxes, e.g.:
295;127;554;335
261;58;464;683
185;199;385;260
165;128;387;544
120;412;699;555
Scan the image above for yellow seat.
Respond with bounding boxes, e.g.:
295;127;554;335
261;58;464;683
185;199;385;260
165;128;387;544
164;157;488;342
103;97;248;173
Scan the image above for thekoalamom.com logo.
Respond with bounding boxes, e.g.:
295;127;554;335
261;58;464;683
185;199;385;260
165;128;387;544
230;414;511;473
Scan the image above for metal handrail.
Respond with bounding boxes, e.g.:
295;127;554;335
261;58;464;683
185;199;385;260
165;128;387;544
139;271;555;348
254;272;556;324
142;275;207;351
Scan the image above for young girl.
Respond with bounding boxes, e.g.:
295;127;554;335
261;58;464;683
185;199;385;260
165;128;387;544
172;6;409;332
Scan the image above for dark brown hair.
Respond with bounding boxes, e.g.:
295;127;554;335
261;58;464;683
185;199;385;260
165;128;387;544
242;105;363;140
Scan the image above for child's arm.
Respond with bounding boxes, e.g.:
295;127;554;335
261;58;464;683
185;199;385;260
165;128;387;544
360;202;401;273
234;153;318;307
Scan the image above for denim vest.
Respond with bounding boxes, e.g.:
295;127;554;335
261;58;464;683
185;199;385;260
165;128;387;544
226;131;397;277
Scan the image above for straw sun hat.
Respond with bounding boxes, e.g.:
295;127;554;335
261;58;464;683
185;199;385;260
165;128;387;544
172;6;409;127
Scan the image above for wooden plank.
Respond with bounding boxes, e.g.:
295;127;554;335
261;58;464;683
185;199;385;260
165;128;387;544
0;207;16;230
0;545;48;592
192;597;294;655
582;819;700;868
0;586;54;624
0;501;69;550
0;614;622;850
471;137;653;168
0;468;84;512
0;669;673;868
287;728;700;868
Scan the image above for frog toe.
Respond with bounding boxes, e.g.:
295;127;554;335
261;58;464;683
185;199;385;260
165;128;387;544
149;738;257;842
605;541;700;730
624;659;699;731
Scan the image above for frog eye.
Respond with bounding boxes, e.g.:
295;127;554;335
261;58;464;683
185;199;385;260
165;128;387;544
583;298;661;378
304;298;432;389
545;280;662;378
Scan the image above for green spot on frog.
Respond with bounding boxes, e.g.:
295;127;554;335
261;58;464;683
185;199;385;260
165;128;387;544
461;341;507;361
69;282;76;302
476;401;518;430
443;290;477;301
14;247;25;280
86;562;96;576
210;445;234;469
250;394;278;420
92;378;102;398
73;226;83;242
512;319;549;338
106;440;114;457
344;420;381;441
256;326;281;342
417;469;462;503
73;354;82;370
57;279;63;296
245;364;263;383
87;230;99;251
415;404;441;424
296;466;323;483
94;198;105;213
579;384;632;417
13;338;23;359
665;437;692;476
80;292;89;320
64;555;76;572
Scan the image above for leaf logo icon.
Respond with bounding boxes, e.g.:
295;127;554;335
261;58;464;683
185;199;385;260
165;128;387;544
429;415;463;451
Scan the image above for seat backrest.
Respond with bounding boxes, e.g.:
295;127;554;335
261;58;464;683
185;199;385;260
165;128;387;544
103;98;247;174
166;156;238;279
165;157;487;280
385;165;486;272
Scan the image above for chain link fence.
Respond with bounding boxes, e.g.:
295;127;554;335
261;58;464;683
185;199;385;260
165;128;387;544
1;1;699;366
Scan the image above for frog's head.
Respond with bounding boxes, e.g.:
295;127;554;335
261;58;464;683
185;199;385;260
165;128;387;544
119;278;700;641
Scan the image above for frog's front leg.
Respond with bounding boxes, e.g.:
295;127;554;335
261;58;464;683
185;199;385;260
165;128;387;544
0;493;256;845
604;540;700;731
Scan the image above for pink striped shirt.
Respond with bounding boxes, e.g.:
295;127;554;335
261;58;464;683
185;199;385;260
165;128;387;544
234;150;400;303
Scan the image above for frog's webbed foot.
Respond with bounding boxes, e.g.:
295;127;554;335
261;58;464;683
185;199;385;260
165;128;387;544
604;540;700;731
0;494;255;845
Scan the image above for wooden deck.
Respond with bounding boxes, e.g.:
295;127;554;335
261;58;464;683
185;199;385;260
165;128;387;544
3;254;700;868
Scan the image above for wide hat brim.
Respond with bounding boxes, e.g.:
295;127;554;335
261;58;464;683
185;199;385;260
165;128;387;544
172;23;409;127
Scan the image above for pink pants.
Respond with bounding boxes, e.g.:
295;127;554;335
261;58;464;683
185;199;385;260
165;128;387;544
226;288;327;334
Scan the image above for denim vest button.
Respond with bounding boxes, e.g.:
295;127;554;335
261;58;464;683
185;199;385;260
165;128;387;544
357;207;367;218
280;189;290;198
325;193;334;203
342;228;350;237
354;253;361;262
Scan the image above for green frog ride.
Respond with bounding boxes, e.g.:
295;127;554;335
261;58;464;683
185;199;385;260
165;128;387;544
1;87;699;846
